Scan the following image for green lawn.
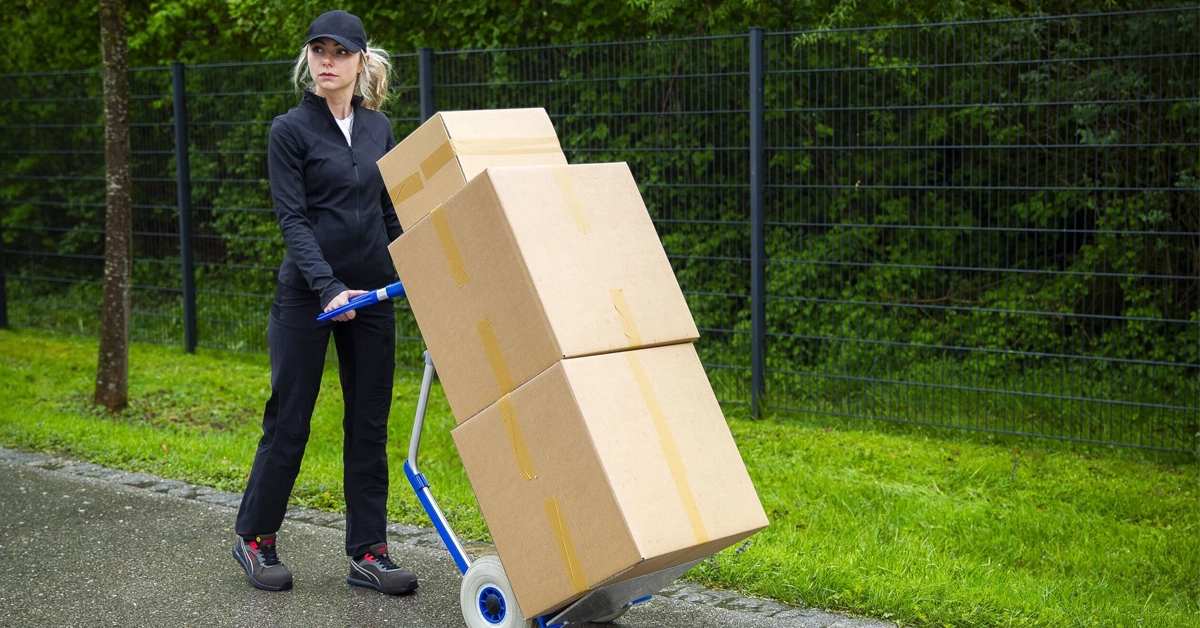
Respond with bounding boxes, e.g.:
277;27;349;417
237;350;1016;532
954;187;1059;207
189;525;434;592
0;328;1196;626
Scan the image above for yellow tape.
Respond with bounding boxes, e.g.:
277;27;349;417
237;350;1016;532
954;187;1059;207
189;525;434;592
625;353;710;544
499;397;537;481
477;319;515;393
551;168;590;234
610;288;643;346
389;171;423;205
397;136;561;209
420;141;456;180
450;136;562;156
431;208;470;287
544;497;588;594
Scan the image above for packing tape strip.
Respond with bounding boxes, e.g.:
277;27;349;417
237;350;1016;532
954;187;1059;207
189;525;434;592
477;318;515;394
451;136;563;156
499;396;537;481
393;136;561;206
420;141;456;180
610;288;644;346
625;352;710;544
544;496;588;594
389;171;423;205
431;208;470;287
551;168;590;234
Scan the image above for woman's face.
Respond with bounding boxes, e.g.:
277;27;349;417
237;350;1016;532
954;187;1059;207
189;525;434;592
307;38;362;94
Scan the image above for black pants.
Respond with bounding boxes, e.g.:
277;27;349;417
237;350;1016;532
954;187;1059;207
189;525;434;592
236;282;395;557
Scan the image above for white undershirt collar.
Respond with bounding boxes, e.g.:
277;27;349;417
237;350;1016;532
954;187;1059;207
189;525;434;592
335;111;354;146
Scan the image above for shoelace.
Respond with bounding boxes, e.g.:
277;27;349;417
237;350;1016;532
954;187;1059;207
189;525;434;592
366;552;400;571
252;540;281;567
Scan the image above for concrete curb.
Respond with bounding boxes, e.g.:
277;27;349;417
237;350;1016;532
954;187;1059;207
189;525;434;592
0;445;891;627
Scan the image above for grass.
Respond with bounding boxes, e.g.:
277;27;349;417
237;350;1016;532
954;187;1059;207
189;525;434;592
11;278;1197;453
0;328;1197;626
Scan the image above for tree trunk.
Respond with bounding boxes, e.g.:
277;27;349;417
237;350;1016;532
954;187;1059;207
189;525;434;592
95;0;131;411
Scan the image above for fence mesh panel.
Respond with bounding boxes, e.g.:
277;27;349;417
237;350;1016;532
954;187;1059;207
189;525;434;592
433;35;753;406
763;8;1199;450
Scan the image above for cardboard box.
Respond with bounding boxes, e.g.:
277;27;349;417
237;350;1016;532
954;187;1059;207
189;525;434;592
389;162;699;422
377;108;567;230
452;343;769;618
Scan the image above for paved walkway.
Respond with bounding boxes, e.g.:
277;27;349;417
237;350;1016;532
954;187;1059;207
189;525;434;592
0;447;891;627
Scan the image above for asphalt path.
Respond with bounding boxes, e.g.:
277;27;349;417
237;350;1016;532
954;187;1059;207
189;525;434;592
0;450;891;628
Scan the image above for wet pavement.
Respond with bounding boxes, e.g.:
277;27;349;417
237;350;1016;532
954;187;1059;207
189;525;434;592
0;447;891;628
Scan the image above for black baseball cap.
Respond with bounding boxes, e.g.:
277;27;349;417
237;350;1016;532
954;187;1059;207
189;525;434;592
304;10;367;53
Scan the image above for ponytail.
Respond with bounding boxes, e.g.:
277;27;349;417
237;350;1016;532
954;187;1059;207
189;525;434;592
291;42;392;111
356;44;391;111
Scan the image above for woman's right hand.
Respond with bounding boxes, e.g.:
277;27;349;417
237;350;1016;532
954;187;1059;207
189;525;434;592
324;289;369;322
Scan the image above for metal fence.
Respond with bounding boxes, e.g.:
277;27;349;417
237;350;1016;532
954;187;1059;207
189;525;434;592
1;7;1197;453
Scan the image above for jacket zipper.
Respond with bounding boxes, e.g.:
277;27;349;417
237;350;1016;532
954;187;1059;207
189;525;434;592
311;92;365;245
341;105;361;232
351;143;361;232
352;107;364;233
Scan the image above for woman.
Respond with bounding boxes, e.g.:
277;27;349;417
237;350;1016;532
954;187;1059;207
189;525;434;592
231;9;416;596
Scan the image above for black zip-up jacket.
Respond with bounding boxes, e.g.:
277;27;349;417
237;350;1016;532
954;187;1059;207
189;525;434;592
268;89;403;308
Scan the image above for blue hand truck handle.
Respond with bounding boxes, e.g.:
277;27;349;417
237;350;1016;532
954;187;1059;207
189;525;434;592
315;281;405;322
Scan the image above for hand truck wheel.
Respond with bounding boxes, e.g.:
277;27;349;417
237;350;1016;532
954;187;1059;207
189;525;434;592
460;555;531;628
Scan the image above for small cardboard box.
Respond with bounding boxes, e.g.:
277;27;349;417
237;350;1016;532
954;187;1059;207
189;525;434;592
389;162;699;422
452;343;769;618
377;108;567;230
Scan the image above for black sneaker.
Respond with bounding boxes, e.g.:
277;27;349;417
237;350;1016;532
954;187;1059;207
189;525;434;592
347;543;418;595
232;534;293;591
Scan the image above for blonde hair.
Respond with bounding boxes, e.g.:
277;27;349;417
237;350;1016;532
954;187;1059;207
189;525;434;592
292;42;392;111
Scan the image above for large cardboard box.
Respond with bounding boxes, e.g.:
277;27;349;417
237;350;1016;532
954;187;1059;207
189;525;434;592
389;162;699;422
452;343;769;618
377;108;567;230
